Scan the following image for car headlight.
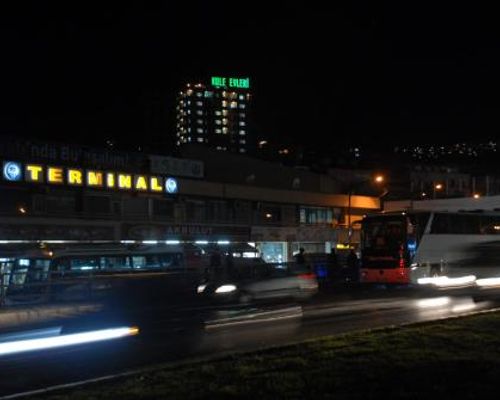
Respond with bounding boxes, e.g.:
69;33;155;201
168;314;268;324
215;284;237;294
197;284;207;293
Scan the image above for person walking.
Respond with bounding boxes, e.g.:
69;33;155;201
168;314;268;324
209;247;223;277
327;249;339;284
346;249;359;282
294;247;306;266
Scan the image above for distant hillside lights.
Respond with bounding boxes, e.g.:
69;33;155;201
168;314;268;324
2;161;178;194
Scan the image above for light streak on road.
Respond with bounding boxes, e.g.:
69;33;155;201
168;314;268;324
0;327;139;357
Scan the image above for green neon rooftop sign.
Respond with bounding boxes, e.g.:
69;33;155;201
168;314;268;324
211;76;250;89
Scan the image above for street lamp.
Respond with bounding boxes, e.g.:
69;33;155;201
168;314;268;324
347;174;386;247
433;183;443;199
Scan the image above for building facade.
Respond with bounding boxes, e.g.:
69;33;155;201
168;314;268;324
0;138;380;263
175;76;251;154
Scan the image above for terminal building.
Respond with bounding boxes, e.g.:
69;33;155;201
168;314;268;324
0;138;380;263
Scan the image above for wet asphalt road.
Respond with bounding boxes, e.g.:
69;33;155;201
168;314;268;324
1;284;499;397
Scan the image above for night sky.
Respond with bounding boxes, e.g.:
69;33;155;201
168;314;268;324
0;2;499;154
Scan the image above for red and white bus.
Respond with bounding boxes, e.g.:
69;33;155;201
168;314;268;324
360;211;500;287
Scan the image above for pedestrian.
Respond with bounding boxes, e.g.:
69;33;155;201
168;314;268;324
225;251;234;278
294;247;306;266
209;247;222;277
346;249;359;282
327;249;339;283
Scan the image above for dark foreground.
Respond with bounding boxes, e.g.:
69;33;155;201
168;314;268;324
34;309;500;400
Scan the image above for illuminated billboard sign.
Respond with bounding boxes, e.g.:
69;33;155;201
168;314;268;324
2;161;22;181
1;160;178;195
211;76;250;89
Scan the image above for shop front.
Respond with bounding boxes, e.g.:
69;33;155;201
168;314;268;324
251;225;337;264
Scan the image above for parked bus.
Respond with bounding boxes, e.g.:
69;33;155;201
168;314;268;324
360;211;500;287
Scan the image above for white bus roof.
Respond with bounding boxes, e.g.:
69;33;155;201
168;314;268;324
384;195;500;213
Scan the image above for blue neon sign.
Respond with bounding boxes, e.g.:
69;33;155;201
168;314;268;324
3;161;22;181
165;177;178;194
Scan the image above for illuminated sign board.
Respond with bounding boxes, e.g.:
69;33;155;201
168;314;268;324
1;160;178;195
2;161;22;181
211;76;250;89
165;178;178;194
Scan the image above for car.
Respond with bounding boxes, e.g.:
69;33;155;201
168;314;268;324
197;261;318;304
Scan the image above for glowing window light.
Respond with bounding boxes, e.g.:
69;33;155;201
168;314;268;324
0;327;139;357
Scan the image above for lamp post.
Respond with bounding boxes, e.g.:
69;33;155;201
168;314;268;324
346;174;386;248
433;183;443;199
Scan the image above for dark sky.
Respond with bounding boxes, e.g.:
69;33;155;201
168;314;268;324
0;2;499;153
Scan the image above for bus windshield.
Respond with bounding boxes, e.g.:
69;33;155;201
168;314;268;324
362;216;406;251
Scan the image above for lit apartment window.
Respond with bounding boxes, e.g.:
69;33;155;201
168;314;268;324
238;94;245;100
215;120;221;125
196;101;203;106
239;121;246;126
222;91;227;98
204;91;213;98
240;139;246;144
230;101;237;109
197;137;204;143
197;119;203;124
222;109;228;116
196;128;203;133
188;137;192;142
222;118;228;125
216;146;222;150
239;148;246;153
215;110;222;116
239;112;245;118
239;130;246;135
222;127;228;134
187;110;192;114
239;104;246;109
196;92;202;97
188;127;191;132
186;89;193;96
196;110;203;115
222;100;227;107
215;129;222;134
187;100;191;105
